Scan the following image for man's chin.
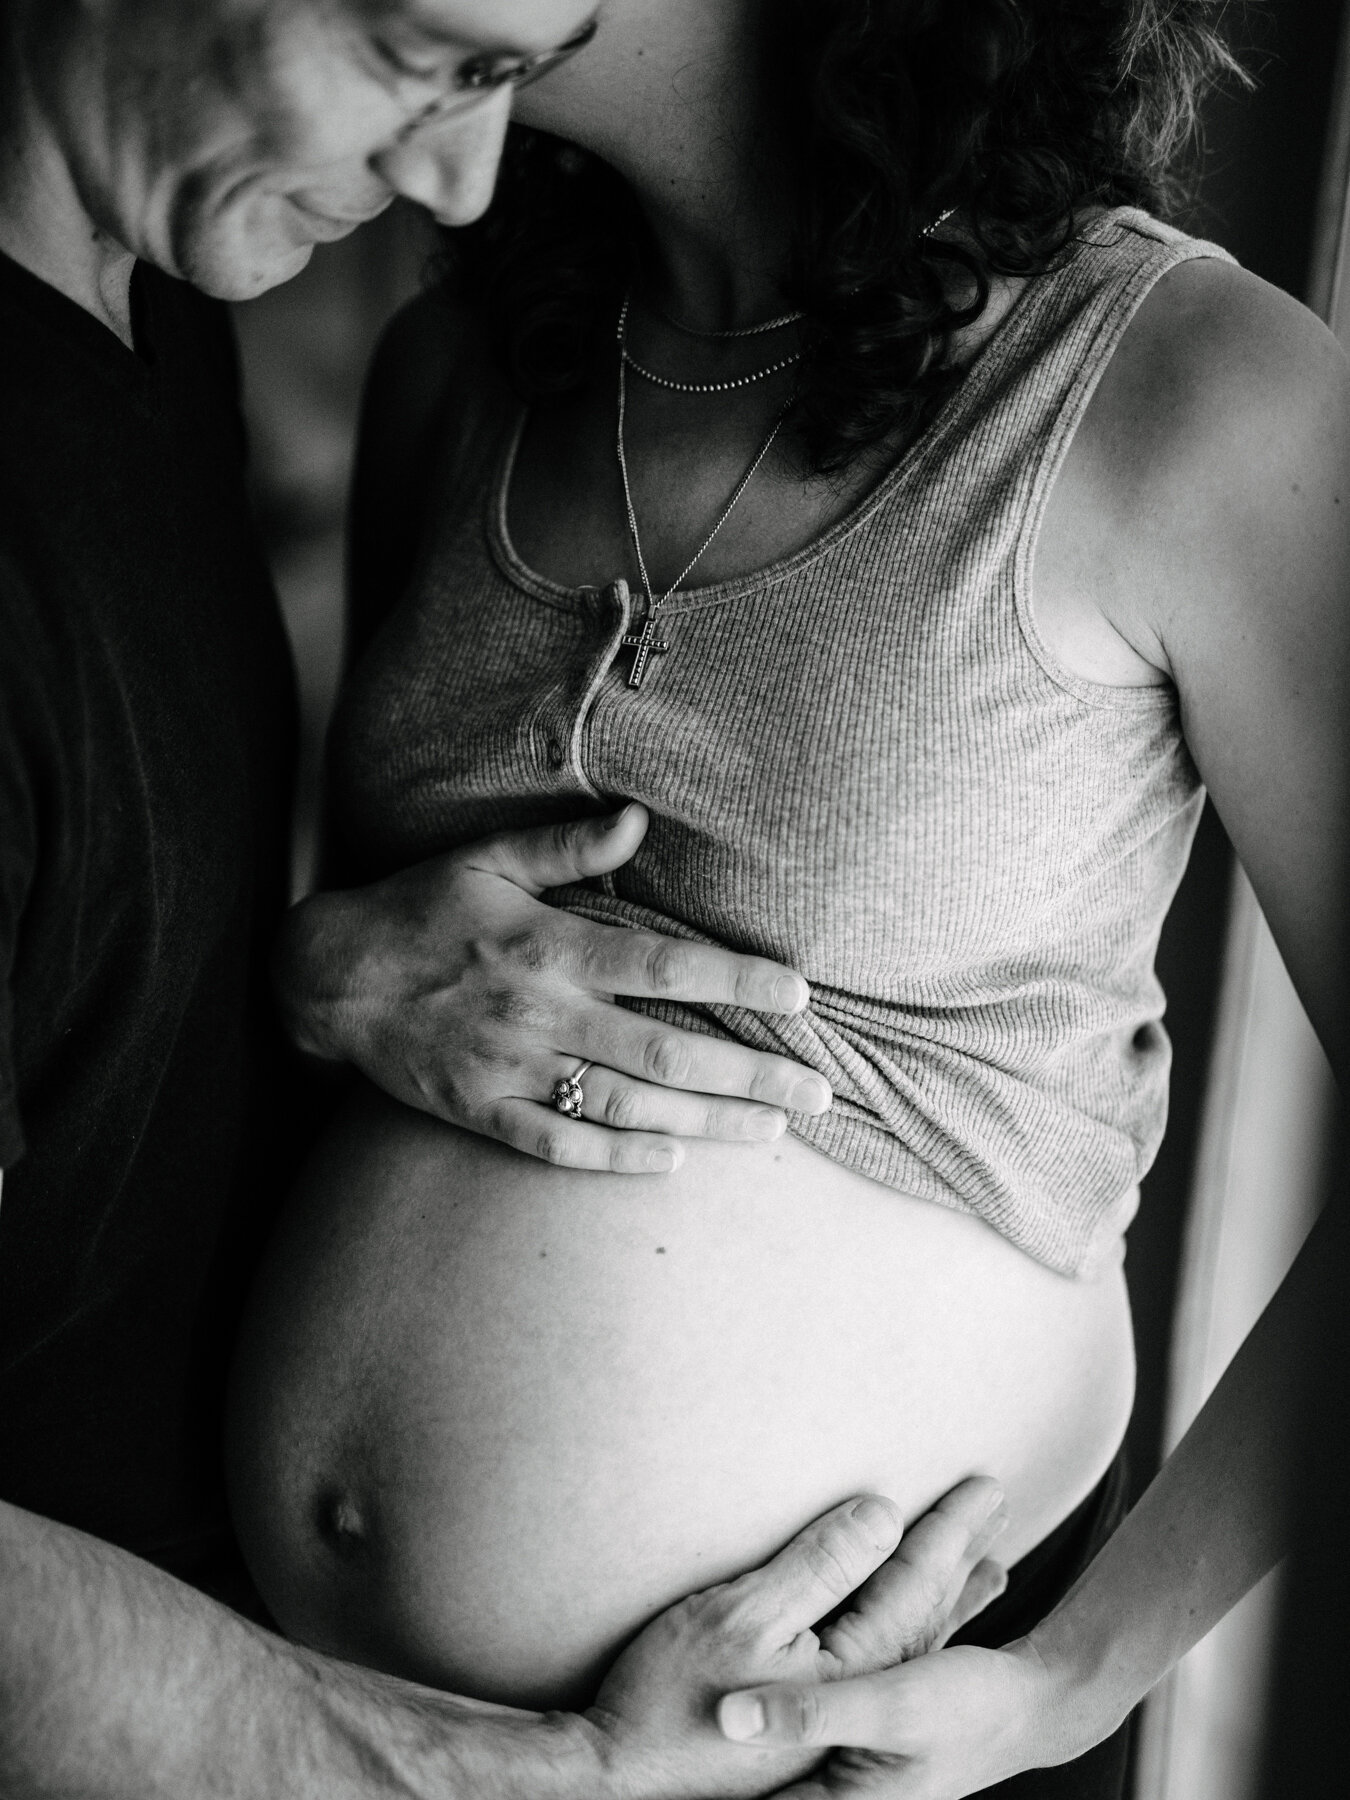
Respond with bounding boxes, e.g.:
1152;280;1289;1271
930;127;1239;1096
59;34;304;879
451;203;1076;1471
177;235;317;302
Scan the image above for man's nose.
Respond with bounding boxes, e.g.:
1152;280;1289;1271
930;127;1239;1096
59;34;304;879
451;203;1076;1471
370;87;514;227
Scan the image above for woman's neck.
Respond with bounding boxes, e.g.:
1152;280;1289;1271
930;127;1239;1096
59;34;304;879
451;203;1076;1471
515;0;793;334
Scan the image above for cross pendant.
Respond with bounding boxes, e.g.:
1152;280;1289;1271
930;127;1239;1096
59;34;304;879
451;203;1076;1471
618;592;670;690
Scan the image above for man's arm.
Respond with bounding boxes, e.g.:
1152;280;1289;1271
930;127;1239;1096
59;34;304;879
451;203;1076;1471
0;1484;1007;1800
0;1498;597;1800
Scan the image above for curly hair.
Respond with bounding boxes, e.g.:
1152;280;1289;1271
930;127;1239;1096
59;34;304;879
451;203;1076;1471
445;0;1247;470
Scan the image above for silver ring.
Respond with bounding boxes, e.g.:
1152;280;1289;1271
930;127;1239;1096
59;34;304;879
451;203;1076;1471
550;1061;592;1118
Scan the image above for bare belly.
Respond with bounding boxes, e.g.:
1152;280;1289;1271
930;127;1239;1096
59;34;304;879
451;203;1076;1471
226;1084;1134;1708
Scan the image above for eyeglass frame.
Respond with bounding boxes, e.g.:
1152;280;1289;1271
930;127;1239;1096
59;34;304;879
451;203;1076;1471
397;14;598;137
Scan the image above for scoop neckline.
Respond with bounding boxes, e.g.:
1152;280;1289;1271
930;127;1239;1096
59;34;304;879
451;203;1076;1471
488;249;1062;614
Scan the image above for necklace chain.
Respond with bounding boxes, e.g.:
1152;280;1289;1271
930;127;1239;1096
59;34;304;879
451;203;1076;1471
619;206;956;395
616;342;788;616
610;204;957;680
648;299;805;340
618;297;801;394
622;347;802;394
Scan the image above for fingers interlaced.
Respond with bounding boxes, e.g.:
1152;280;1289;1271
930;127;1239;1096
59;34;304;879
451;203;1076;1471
939;1558;1009;1647
819;1478;1007;1672
734;1497;904;1645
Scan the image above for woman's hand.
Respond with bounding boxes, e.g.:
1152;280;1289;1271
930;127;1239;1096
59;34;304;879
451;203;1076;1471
717;1636;1107;1799
276;803;831;1172
587;1478;1009;1800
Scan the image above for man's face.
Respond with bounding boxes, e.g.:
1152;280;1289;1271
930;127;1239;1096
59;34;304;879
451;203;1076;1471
36;0;597;299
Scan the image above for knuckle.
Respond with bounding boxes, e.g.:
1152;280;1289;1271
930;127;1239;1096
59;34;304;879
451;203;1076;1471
693;1583;763;1648
533;1125;574;1166
745;1059;794;1104
805;1523;862;1595
569;924;609;984
550;824;583;864
642;1031;692;1086
784;1685;827;1745
425;1069;472;1118
601;1085;647;1130
501;924;561;977
549;817;588;863
728;958;767;1008
913;1560;950;1616
818;1610;868;1663
478;983;552;1034
700;1098;736;1136
643;938;693;996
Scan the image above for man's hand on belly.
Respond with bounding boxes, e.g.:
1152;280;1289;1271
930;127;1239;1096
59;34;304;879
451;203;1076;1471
277;804;831;1171
583;1479;1008;1800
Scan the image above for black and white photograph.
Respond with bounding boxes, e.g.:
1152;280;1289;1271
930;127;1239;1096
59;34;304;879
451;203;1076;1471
1;4;1347;1796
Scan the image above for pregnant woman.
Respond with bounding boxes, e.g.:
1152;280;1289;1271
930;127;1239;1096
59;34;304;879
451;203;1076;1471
228;2;1347;1794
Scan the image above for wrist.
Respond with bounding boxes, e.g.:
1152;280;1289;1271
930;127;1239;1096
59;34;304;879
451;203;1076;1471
273;890;361;1061
302;1648;613;1800
543;1710;618;1800
1017;1608;1137;1763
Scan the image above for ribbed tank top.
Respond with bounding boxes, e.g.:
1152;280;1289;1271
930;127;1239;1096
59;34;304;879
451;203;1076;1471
331;209;1234;1278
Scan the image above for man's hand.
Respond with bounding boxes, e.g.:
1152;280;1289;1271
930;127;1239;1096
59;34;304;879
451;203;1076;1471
0;1482;1005;1800
587;1478;1009;1800
277;805;832;1171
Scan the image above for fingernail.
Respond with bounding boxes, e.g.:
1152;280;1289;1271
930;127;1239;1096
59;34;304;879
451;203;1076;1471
647;1148;678;1172
984;1487;1006;1516
719;1692;766;1742
601;803;632;832
746;1109;785;1142
790;1076;831;1113
851;1496;902;1550
773;975;808;1012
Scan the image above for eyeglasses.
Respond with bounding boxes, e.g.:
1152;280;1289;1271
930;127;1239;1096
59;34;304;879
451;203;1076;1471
457;15;598;96
401;15;598;134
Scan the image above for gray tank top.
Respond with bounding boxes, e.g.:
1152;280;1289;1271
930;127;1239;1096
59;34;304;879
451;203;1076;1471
331;208;1233;1278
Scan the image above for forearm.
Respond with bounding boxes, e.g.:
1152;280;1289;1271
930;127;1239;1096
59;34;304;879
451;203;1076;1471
1029;1203;1327;1742
0;1501;602;1800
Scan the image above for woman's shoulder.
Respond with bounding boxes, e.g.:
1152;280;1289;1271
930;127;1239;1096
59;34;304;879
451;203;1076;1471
1111;253;1345;474
1068;251;1347;618
1109;254;1346;637
1034;245;1348;689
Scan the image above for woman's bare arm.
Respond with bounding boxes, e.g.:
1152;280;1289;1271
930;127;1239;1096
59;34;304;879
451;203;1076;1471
710;262;1350;1794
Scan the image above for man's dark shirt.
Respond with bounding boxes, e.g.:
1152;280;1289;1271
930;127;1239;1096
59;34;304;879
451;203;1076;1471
0;250;298;1578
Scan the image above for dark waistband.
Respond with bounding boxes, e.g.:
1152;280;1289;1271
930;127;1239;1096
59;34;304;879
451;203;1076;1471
949;1445;1130;1649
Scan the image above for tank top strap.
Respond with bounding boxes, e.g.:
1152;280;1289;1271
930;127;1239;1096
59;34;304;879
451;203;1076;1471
883;206;1236;707
1009;207;1237;536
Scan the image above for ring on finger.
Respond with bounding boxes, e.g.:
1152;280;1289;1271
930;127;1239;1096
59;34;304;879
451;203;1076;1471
550;1060;592;1118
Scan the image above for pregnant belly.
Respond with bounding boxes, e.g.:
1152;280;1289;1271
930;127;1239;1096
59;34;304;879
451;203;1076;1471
227;1084;1134;1708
